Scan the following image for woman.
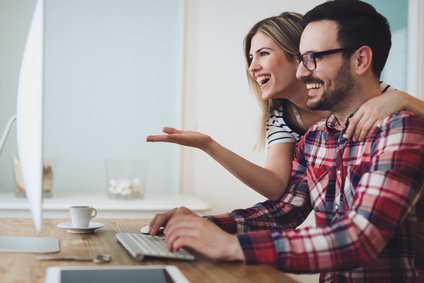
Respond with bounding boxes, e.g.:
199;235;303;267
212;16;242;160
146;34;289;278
147;12;424;201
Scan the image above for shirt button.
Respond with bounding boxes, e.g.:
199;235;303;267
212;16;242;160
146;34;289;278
337;169;342;175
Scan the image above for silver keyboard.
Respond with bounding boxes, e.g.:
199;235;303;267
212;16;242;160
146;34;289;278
116;233;195;261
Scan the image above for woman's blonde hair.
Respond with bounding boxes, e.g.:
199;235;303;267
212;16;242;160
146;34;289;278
243;12;303;149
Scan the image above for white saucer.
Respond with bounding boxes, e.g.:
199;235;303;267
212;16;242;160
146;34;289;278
57;222;104;234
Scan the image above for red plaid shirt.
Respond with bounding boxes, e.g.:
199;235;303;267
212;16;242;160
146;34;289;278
207;111;424;282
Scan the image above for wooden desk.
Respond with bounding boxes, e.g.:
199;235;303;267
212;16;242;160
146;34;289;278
0;218;298;283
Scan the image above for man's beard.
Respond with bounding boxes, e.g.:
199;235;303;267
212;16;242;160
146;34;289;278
306;64;355;111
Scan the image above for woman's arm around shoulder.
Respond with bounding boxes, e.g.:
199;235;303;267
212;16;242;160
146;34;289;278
345;90;424;141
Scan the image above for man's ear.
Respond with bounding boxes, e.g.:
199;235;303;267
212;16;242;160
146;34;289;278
353;46;372;75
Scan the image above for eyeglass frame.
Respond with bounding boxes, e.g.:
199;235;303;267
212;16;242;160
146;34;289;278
295;47;359;72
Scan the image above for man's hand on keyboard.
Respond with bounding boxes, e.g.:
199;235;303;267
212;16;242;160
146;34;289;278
149;206;197;236
164;214;245;262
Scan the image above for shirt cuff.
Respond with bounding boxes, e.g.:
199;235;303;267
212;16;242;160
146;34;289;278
203;214;238;234
237;231;278;265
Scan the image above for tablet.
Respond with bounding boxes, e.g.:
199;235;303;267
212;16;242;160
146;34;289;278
44;265;189;283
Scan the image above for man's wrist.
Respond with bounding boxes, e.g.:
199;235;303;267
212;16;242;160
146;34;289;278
226;234;245;262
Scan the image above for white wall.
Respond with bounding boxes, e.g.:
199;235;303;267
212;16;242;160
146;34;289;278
407;0;424;99
42;0;183;196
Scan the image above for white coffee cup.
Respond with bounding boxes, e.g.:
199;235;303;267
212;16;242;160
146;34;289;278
69;206;97;227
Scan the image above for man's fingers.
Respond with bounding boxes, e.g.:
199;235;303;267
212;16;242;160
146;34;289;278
345;111;364;139
165;216;202;251
149;208;177;235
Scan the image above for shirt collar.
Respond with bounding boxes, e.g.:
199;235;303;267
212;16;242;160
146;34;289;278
325;109;359;132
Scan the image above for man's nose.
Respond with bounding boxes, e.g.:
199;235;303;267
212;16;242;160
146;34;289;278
296;61;312;80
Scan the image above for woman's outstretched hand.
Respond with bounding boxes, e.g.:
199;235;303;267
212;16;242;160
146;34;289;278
146;127;213;150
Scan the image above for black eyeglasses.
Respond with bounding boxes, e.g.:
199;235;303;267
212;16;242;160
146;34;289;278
295;47;359;71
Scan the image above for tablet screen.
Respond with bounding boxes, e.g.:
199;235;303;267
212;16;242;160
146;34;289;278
60;269;173;283
45;266;189;283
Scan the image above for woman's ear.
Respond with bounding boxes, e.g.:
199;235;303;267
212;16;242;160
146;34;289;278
353;46;373;76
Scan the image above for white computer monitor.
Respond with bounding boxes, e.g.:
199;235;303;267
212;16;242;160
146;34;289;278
0;0;59;253
15;0;44;234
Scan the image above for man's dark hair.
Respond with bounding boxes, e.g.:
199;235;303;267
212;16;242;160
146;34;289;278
303;0;391;78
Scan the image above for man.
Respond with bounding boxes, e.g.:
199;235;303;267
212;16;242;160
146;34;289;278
151;1;424;281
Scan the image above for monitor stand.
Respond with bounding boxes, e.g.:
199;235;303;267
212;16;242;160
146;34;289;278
0;236;59;253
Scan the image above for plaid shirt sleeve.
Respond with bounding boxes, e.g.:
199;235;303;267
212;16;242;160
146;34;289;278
235;113;424;273
204;139;312;234
205;196;312;234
